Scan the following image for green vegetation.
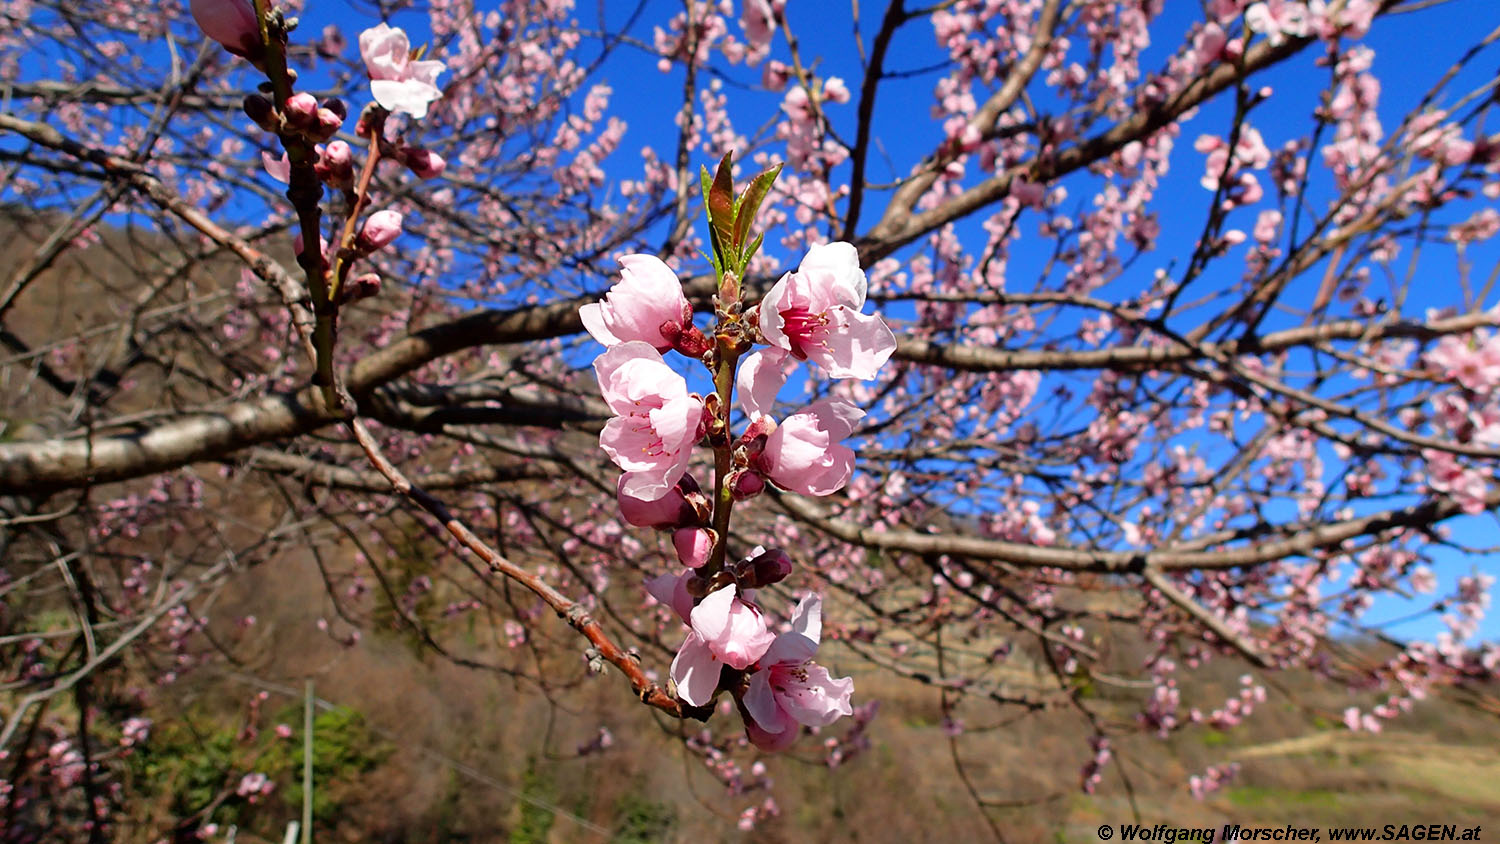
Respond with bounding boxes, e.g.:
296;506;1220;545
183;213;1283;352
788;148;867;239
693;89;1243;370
612;792;676;844
509;758;557;844
259;704;392;823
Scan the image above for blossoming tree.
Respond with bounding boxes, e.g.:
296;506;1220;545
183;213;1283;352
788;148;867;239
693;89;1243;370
0;0;1497;837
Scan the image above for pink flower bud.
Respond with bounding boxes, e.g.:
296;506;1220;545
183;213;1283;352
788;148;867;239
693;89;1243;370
340;273;381;304
190;0;259;55
323;140;353;170
357;210;403;251
313;108;343;141
283;92;319;129
402;148;446;179
673;527;717;569
739;546;792;587
730;469;765;501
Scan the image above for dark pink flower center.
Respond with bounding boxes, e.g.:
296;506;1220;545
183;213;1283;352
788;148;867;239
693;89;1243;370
779;306;828;360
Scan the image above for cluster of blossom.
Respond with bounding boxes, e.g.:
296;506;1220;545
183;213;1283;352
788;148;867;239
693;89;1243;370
583;230;895;750
190;2;449;306
1188;762;1241;801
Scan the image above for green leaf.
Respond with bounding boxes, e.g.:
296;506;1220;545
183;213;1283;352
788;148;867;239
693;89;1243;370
736;231;765;279
732;163;781;252
699;165;714;218
707;153;737;259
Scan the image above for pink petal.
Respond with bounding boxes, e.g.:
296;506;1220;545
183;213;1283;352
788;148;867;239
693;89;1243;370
672;527;715;569
645;571;694;623
807;308;896;380
261;151;290;183
745;713;800;752
358;23;409;81
580;302;620;346
671;633;723;706
616;477;688;529
743;670;789;733
762;595;820;666
690;584;737;643
370;79;441;119
190;0;259;51
757;271;796;350
778;663;855;727
737;348;794;419
796;241;866;308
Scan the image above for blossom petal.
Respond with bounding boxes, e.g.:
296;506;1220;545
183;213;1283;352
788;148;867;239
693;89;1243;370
797;241;866;308
745;713;800;751
807;308;896;380
580;302;621;346
744;670;787;733
737;347;794;419
670;633;722;706
645;571;693;623
358;23;409;81
690;584;736;643
370;79;441;119
778;663;854;727
763;596;820;666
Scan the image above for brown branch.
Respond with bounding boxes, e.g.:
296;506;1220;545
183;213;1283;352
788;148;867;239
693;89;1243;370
776;488;1500;574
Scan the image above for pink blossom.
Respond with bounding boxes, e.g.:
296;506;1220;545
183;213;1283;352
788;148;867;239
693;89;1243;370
594;342;704;501
359;23;446;119
742;595;854;750
671;585;776;706
824;76;851;104
1424;334;1500;391
236;772;273;801
580;254;692;351
190;0;258;55
1245;0;1310;47
741;0;777;49
757;399;864;496
759;242;896;379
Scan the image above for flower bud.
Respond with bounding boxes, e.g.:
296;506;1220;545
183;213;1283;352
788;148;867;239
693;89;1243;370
671;325;713;358
356;210;403;251
729;468;765;502
190;0;259;56
673;527;717;569
321;97;348;121
617;477;698;529
314;142;353;189
323;140;353;170
340;273;382;304
742;547;793;588
242;94;277;131
402;148;446;180
283;92;319;130
313;107;343;141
